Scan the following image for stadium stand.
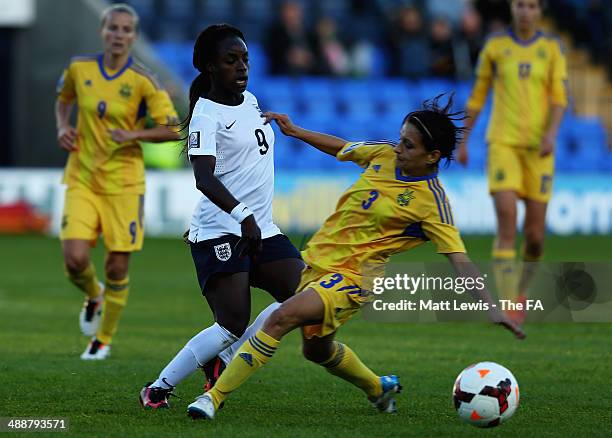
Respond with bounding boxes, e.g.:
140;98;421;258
115;0;611;172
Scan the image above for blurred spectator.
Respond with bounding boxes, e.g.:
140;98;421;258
387;5;431;78
344;0;381;77
475;0;511;33
426;0;468;27
429;17;456;78
311;16;351;76
265;0;316;75
453;7;484;79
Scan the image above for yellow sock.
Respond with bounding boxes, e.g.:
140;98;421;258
208;330;279;409
66;262;102;300
492;248;518;302
95;277;129;345
320;342;381;399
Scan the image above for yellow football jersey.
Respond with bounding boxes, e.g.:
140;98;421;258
57;54;178;194
301;141;466;285
467;29;568;148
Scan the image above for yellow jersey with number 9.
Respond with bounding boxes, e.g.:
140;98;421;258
467;29;568;148
301;141;466;286
57;54;178;194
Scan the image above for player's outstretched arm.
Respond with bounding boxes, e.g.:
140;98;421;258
446;252;526;340
191;155;261;256
263;111;347;156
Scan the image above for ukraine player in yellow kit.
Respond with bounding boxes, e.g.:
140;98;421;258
458;0;567;324
55;4;179;360
184;95;525;420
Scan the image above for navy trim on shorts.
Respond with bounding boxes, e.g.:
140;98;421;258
190;233;301;293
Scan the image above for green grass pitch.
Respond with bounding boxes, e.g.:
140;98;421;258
1;234;611;437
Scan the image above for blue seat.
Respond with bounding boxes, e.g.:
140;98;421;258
373;108;405;139
196;0;234;22
465;139;486;171
375;79;420;116
238;0;274;40
155;17;193;42
335;122;377;144
565;117;608;171
163;0;194;20
254;77;300;114
126;0;157;20
246;42;268;80
297;79;338;121
453;81;472;111
336;80;379;121
274;137;304;170
153;42;179;66
555;132;572;172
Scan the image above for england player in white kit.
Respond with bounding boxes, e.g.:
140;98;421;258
187;89;279;243
140;25;304;409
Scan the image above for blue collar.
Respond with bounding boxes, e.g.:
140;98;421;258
508;28;543;47
395;167;438;182
97;54;133;80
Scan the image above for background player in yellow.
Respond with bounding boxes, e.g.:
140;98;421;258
458;0;567;324
184;95;525;420
55;4;179;360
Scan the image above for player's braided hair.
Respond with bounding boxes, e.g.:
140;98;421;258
403;93;468;167
184;24;246;130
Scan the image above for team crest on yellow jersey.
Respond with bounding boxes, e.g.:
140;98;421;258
397;189;415;206
537;47;547;59
119;83;132;99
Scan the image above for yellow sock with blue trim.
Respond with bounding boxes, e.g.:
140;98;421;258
208;329;279;409
96;277;129;345
66;262;101;300
320;342;382;399
492;248;518;302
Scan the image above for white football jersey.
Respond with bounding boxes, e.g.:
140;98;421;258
187;91;281;241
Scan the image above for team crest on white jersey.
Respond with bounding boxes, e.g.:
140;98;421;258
214;243;232;261
189;131;200;149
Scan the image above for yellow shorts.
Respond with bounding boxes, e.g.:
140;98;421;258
298;267;371;339
488;143;554;202
60;186;145;252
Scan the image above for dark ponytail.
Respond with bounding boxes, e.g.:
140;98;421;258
187;73;211;122
182;24;246;133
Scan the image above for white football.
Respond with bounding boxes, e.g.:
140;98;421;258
452;361;520;428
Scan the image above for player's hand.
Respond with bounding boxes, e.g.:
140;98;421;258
456;142;468;166
488;308;526;340
57;125;78;152
234;215;262;258
263;112;300;137
109;129;137;143
539;133;555;157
